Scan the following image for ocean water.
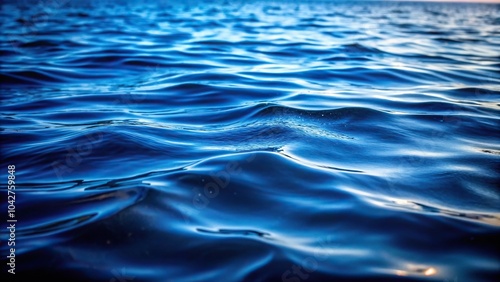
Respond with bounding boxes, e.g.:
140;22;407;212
1;0;499;281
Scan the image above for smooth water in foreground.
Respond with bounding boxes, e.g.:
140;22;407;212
1;0;499;281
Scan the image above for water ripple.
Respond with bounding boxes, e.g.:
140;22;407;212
1;0;499;281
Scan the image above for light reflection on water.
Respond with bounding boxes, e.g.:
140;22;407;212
1;0;499;281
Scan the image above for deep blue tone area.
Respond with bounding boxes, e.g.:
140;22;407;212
1;0;499;281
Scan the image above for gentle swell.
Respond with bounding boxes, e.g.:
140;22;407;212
1;1;499;282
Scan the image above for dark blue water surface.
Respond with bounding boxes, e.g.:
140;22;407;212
1;0;500;281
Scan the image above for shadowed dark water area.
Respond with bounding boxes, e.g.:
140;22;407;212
1;0;499;281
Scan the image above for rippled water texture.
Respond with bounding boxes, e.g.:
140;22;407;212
1;0;500;281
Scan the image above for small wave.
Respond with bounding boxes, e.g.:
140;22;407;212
1;1;499;281
197;228;271;238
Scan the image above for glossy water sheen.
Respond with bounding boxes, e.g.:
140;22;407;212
1;0;499;281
